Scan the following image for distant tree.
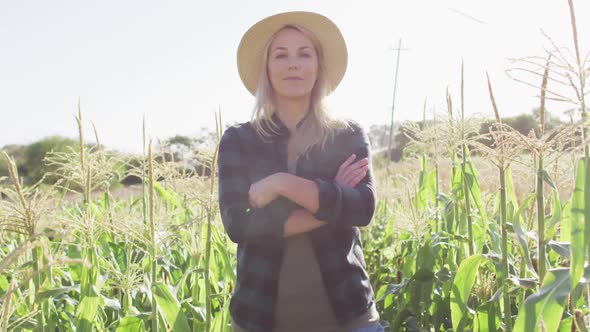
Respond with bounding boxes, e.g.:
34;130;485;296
166;134;193;147
193;126;219;147
479;108;566;146
367;124;388;150
509;113;537;136
22;136;78;184
367;123;404;151
531;107;562;133
163;134;195;162
0;144;26;180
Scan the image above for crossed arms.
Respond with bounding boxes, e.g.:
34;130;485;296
217;126;376;244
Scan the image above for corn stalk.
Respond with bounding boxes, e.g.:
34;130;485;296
486;73;512;332
147;139;159;332
460;62;475;256
536;56;551;283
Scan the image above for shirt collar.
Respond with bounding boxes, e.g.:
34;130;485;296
268;112;311;139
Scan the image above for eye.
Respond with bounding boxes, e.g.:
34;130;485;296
275;53;287;59
300;53;311;58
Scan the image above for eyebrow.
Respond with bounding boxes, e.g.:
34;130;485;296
272;46;313;51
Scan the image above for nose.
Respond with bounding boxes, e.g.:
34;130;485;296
288;59;300;70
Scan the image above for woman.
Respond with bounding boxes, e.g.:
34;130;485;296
218;11;383;332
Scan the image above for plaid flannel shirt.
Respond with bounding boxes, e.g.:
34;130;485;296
217;115;376;332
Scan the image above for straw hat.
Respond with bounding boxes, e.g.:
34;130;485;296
237;11;348;96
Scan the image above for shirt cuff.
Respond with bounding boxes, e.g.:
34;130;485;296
313;178;342;223
264;197;296;241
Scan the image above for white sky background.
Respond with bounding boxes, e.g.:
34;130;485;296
1;1;588;154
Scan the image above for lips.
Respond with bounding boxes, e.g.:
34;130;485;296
284;77;303;80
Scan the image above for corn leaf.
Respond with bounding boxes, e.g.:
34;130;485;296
154;182;181;209
115;316;145;332
153;281;190;331
75;287;100;331
514;268;570;332
570;159;585;292
451;254;488;331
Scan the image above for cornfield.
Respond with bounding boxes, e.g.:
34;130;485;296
1;1;589;331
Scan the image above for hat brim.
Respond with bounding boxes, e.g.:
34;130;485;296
237;11;347;96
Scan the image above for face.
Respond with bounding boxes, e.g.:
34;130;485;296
266;28;319;101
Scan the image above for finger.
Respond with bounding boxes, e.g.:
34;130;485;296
349;169;368;187
351;157;369;167
337;154;356;174
336;156;355;181
339;158;369;180
341;160;368;182
339;171;358;188
346;158;369;173
342;165;369;186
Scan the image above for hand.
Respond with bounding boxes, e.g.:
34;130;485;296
248;173;282;208
334;154;369;188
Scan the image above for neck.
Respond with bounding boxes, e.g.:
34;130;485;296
274;96;311;134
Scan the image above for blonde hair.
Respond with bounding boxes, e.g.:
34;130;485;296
250;24;348;158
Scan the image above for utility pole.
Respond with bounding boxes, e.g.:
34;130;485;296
387;38;408;172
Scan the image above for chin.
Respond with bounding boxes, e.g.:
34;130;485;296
284;94;311;101
277;89;313;100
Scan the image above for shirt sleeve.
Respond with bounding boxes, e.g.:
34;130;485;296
217;126;294;244
312;123;376;227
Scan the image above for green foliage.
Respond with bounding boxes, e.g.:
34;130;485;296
570;159;586;293
75;287;101;330
514;268;572;332
1;138;589;331
153;282;190;331
451;254;490;331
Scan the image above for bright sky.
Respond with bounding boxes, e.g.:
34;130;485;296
1;1;588;153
